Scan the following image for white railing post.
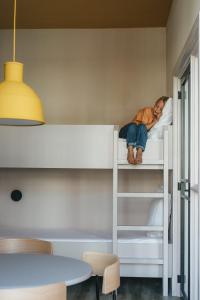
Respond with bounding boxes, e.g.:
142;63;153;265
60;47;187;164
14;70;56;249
113;126;119;254
163;127;169;296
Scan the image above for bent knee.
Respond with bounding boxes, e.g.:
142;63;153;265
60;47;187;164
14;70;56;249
138;124;147;131
128;124;137;131
138;123;146;128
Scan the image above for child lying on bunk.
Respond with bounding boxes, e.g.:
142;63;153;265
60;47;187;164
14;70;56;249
119;96;169;165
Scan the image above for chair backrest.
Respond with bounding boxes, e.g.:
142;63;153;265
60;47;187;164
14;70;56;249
0;238;52;254
82;251;120;294
0;282;66;300
83;251;118;275
102;257;120;294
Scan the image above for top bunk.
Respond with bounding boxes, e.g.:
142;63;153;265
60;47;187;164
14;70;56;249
0;125;172;169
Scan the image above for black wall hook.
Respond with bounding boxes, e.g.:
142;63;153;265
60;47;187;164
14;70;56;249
11;190;22;202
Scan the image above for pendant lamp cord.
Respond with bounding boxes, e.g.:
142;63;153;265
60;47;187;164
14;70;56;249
13;0;16;61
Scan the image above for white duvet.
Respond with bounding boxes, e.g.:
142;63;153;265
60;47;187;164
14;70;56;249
148;98;173;140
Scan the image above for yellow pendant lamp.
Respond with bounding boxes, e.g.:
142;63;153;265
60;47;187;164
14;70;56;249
0;0;45;125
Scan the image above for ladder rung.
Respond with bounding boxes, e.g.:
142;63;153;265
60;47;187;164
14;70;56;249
117;225;163;231
117;163;164;170
118;160;164;164
117;192;164;198
120;257;164;265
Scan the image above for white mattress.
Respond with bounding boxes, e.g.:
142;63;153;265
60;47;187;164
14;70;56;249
0;228;163;243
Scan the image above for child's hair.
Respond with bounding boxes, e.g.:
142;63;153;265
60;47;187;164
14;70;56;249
155;96;169;105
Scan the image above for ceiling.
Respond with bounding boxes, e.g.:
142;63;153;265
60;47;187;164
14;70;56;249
0;0;173;29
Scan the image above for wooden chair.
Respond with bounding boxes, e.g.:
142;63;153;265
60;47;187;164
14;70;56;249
0;238;53;254
0;282;66;300
83;251;120;300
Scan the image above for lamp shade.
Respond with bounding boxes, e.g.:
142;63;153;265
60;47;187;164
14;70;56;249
0;62;45;125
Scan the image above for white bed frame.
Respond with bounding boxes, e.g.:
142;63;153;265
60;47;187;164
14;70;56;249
0;125;173;296
0;228;173;279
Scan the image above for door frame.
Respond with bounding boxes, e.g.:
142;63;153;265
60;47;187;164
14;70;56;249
180;66;191;300
172;14;199;299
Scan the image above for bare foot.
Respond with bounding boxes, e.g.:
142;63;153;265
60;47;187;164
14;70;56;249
135;148;143;164
127;146;135;164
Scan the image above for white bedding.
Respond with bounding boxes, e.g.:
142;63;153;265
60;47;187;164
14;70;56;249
148;98;173;140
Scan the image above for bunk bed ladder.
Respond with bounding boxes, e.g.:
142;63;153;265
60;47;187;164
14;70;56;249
112;126;169;297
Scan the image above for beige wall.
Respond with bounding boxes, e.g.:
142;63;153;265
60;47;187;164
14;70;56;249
0;169;163;234
167;0;200;93
0;28;166;233
0;28;166;125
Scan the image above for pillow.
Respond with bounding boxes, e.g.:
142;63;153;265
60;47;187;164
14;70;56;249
148;98;173;140
146;193;171;238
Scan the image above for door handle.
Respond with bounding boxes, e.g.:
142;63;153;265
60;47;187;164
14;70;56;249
184;180;190;192
178;179;190;192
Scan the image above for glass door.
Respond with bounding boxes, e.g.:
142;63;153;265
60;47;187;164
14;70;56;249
180;67;190;300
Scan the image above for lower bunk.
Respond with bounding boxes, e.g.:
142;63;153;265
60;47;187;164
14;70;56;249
0;228;172;278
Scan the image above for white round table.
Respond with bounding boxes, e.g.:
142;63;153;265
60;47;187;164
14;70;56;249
0;254;92;288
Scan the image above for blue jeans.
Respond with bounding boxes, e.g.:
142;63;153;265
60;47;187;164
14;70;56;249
119;123;148;151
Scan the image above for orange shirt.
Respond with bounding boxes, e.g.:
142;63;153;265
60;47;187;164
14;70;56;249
132;107;154;125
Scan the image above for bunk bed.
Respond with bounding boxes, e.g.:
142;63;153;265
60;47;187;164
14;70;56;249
0;124;173;296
